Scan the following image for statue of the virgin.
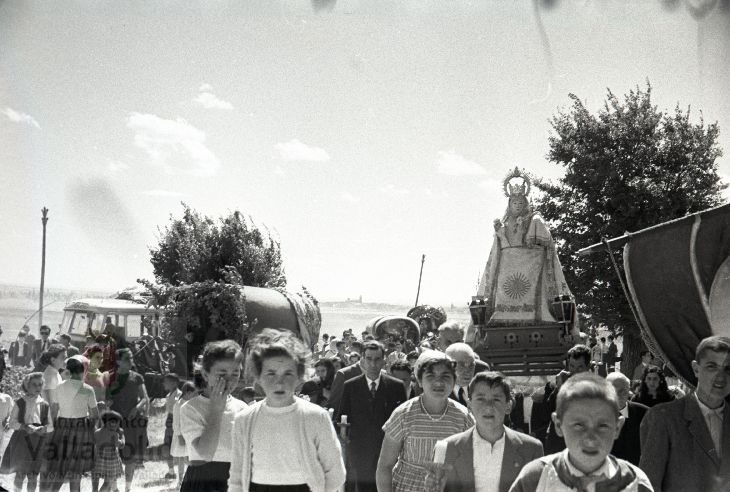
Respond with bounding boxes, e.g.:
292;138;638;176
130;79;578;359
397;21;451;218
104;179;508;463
476;167;576;330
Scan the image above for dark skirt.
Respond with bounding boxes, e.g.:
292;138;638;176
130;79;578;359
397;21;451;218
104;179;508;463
250;484;310;492
119;415;149;464
0;429;46;475
42;417;94;478
180;461;230;492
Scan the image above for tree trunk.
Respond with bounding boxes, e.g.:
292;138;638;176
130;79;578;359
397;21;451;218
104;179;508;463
620;327;645;382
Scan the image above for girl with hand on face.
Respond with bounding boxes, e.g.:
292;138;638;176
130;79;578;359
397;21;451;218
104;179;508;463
179;340;247;492
228;329;346;492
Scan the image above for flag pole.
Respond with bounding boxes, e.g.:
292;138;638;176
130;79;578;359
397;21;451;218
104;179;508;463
414;254;425;307
39;207;49;330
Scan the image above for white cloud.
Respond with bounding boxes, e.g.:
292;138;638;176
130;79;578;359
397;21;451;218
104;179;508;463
141;189;184;197
194;92;234;110
479;178;503;194
274;165;286;176
107;160;130;172
199;83;213;92
275;139;331;162
126;112;220;177
437;150;486;176
340;192;360;203
3;107;40;128
379;184;410;195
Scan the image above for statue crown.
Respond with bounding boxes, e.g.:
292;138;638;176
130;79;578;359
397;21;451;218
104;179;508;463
508;182;527;196
502;167;532;198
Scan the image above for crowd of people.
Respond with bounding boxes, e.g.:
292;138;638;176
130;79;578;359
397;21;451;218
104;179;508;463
0;319;728;492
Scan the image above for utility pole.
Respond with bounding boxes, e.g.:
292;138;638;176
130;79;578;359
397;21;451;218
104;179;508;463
414;254;425;307
39;207;49;330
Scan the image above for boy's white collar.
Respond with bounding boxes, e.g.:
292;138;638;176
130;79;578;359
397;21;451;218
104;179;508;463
562;449;617;479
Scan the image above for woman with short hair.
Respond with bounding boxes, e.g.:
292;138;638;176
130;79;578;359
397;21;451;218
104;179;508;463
43;357;98;492
105;348;150;492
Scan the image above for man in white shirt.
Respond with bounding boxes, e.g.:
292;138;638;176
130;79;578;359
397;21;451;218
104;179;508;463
428;372;543;492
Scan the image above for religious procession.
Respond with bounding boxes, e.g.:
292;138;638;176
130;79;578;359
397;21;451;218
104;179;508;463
0;166;729;492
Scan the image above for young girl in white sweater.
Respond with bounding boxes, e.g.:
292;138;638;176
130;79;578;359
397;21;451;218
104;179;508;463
228;329;345;492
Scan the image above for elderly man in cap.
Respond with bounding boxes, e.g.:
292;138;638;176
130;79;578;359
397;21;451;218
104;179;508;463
444;342;490;406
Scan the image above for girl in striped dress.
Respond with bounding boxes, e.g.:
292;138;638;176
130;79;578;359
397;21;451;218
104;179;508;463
377;351;473;492
0;372;52;492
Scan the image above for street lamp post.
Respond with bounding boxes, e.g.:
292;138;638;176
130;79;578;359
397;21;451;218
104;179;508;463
39;207;49;330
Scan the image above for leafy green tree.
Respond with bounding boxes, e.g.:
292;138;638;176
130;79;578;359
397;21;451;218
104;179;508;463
144;205;286;364
149;203;286;288
535;83;726;378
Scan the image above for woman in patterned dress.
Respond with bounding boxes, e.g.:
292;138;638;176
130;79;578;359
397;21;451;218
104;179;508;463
376;351;473;492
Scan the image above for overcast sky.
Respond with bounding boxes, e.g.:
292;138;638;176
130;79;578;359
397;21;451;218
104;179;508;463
2;0;729;305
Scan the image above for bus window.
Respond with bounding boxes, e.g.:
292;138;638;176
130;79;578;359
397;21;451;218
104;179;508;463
69;312;90;336
127;315;143;339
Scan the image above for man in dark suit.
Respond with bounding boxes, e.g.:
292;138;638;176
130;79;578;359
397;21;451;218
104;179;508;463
338;340;406;492
605;335;619;373
389;360;420;399
608;371;648;465
640;336;730;492
429;372;543;492
328;352;363;412
31;325;57;369
445;343;490;406
9;331;32;367
544;344;591;454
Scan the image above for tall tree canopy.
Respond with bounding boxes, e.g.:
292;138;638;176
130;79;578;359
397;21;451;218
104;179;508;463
535;83;726;373
149;203;286;288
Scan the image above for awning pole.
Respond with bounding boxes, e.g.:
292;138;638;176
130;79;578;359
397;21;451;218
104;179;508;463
601;237;646;334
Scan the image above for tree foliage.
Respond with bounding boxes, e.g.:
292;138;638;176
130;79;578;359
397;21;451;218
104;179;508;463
534;83;725;367
144;205;286;355
150;203;286;288
140;270;250;350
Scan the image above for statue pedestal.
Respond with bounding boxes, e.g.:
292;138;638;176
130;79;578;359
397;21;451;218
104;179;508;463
472;323;575;377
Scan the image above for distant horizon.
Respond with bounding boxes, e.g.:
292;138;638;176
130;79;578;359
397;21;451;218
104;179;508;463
0;282;469;308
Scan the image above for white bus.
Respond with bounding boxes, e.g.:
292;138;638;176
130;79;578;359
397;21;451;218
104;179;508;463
60;298;161;345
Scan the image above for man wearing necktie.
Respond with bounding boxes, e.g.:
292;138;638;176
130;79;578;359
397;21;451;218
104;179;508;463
445;343;490;408
31;325;57;370
338;341;406;492
640;335;730;492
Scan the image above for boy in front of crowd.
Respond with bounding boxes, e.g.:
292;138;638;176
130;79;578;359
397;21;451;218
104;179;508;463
510;373;652;492
426;372;543;492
